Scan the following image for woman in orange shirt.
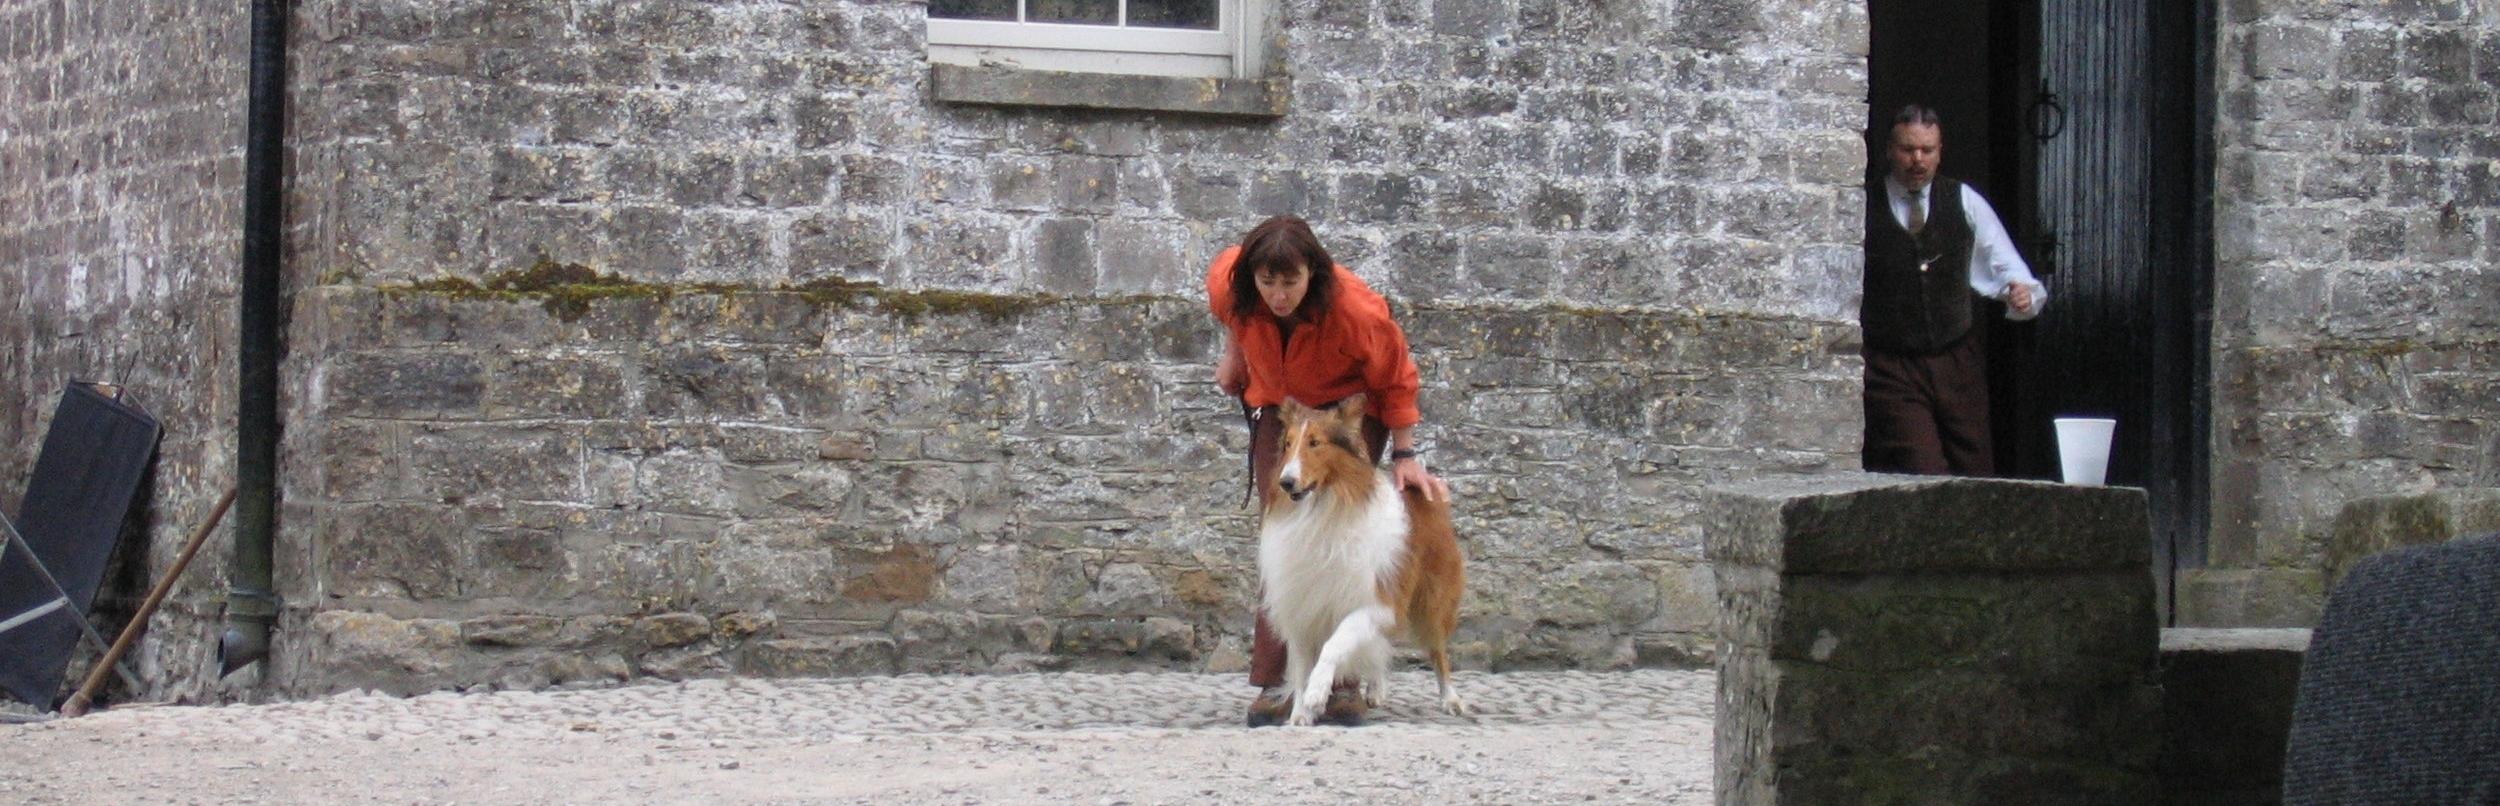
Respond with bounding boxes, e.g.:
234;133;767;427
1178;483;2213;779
1207;215;1450;726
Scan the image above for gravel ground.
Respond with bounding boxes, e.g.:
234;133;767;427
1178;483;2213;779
0;669;1715;804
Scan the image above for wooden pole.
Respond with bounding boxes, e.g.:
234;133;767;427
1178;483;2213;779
60;487;237;717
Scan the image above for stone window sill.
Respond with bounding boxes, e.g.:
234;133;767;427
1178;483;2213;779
929;64;1288;119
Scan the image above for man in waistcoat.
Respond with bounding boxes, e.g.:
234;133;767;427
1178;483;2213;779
1861;105;2048;476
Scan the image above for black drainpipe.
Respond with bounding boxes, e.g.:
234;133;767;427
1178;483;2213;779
220;0;287;677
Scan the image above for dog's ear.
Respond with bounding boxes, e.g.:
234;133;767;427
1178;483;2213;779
1280;397;1311;423
1334;393;1367;427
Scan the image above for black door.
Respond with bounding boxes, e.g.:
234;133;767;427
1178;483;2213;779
1993;0;2214;618
1872;0;2214;618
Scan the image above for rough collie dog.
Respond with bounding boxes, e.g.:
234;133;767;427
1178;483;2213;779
1261;394;1468;726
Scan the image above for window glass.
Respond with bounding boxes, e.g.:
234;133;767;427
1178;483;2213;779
928;0;1015;21
926;0;1260;81
1128;0;1218;29
1029;0;1117;24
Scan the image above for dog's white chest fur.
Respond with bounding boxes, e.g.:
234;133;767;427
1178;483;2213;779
1259;470;1410;643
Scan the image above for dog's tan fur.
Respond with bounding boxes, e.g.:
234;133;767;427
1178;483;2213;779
1261;395;1467;725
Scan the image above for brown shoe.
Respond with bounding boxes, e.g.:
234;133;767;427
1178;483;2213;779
1318;682;1367;727
1245;686;1292;728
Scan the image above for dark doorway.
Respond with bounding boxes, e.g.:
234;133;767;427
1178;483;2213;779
1865;2;2027;226
1868;0;2215;620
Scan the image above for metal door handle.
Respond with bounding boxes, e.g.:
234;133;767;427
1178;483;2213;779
2030;83;2067;142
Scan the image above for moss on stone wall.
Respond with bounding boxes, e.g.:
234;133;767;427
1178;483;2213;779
487;258;606;292
384;259;670;322
377;260;1160;324
496;259;670;321
876;289;1060;322
790;276;882;309
385;260;1839;332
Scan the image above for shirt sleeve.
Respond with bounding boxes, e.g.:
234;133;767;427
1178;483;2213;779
1961;185;2048;321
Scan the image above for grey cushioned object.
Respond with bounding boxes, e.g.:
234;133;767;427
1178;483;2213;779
2282;533;2500;804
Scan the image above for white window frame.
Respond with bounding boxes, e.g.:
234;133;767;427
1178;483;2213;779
929;0;1269;80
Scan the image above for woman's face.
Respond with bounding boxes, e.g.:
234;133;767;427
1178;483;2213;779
1255;263;1310;320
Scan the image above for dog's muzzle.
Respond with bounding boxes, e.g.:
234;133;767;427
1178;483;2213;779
1278;475;1308;502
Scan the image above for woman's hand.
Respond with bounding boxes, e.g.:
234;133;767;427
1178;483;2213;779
1393;456;1450;502
1216;340;1247;397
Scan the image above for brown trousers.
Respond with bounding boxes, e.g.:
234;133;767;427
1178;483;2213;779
1861;331;1995;476
1245;402;1389;688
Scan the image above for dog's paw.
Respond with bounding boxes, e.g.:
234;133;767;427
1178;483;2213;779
1441;693;1472;717
1364;689;1385;709
1287;709;1319;728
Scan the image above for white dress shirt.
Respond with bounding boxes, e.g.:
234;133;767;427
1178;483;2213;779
1884;176;2048;321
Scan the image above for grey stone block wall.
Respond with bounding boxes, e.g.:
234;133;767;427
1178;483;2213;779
284;0;1871;316
1709;475;2162;805
2;1;1874;699
0;0;248;703
2186;488;2500;636
218;0;1873;695
18;0;2488;705
2321;488;2500;585
2199;2;2500;626
263;286;1858;695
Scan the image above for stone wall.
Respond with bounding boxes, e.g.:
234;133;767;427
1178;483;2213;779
0;1;247;703
30;0;2495;707
234;0;1872;696
2197;1;2500;626
1710;475;2161;804
2320;487;2500;587
276;289;1856;694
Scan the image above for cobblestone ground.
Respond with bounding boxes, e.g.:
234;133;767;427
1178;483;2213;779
0;669;1713;804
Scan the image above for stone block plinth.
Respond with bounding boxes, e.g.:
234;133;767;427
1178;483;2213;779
1709;475;2161;805
2159;628;2308;806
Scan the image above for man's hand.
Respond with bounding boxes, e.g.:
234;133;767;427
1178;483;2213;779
1393;457;1450;502
1216;341;1247;397
2006;283;2036;315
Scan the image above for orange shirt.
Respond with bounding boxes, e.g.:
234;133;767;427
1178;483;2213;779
1205;246;1422;429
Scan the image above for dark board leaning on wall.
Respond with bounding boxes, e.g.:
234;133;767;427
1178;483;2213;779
0;383;161;707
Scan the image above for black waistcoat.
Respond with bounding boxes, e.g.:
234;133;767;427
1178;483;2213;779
1862;176;1977;355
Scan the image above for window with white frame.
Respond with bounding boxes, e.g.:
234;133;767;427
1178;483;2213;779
928;0;1269;80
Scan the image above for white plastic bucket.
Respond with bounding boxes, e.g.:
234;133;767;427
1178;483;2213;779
2053;417;2116;486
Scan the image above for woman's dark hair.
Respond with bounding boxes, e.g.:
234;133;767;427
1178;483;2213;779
1228;215;1338;322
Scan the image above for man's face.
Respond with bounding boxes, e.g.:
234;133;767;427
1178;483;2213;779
1888;122;1942;190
